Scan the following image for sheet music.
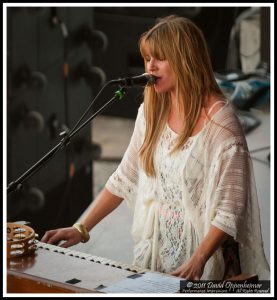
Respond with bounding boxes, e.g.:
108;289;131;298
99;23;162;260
97;272;180;293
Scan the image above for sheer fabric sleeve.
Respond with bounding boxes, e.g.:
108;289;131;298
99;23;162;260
211;141;252;241
105;104;145;209
210;140;270;278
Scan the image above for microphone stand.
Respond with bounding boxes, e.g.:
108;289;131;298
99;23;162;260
7;86;126;195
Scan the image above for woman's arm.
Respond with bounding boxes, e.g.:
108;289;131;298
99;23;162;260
171;225;229;280
42;105;144;248
81;187;124;231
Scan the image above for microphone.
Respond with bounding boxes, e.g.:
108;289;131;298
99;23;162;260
109;73;157;87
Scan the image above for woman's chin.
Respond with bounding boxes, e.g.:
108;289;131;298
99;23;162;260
154;86;171;94
154;84;166;94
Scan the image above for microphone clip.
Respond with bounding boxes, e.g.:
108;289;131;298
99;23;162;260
59;130;71;147
114;87;126;100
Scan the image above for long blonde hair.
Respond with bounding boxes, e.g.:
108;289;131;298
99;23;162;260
139;15;224;177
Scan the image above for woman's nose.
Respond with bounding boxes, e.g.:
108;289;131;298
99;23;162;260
148;59;157;72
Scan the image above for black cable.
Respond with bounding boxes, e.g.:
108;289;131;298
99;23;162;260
249;146;270;153
251;156;270;166
68;81;111;135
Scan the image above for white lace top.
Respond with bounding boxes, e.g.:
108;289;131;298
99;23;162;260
106;101;270;280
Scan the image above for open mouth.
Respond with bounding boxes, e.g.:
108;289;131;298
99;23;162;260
154;76;161;83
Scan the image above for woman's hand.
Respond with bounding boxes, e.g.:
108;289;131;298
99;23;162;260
171;225;229;280
41;227;82;248
170;252;206;280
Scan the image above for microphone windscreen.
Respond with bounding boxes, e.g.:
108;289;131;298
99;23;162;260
146;74;157;85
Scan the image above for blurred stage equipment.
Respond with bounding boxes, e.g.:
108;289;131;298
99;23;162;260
7;7;108;237
11;103;45;133
71;60;106;87
13;65;47;90
71;22;108;52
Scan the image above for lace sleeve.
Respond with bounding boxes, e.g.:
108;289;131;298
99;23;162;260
105;103;145;209
211;141;251;240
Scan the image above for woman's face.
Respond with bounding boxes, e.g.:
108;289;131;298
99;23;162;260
144;50;177;95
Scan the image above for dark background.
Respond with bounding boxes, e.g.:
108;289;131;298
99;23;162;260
6;6;270;237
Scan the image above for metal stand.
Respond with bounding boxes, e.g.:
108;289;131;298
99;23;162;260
7;87;126;194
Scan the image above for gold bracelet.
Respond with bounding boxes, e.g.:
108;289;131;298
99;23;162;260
72;223;90;243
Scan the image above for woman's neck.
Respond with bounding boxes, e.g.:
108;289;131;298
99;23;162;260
167;93;225;136
167;97;183;134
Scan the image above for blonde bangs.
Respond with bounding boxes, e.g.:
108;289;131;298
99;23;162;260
139;29;172;61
